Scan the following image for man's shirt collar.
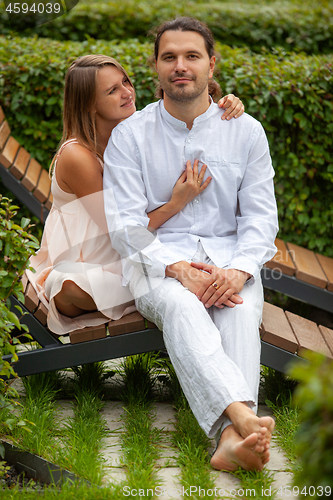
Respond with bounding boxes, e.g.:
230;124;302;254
159;97;215;129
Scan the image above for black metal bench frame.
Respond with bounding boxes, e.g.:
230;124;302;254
3;295;300;377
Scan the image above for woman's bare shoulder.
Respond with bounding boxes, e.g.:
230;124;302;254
58;141;100;166
56;141;103;196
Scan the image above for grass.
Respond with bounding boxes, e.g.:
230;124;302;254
121;401;162;491
11;372;62;457
172;396;216;499
71;362;115;399
118;353;163;493
118;352;162;404
0;481;125;499
261;366;301;472
8;367;109;486
55;388;107;484
268;399;300;470
232;468;276;500
1;357;303;499
163;362;216;499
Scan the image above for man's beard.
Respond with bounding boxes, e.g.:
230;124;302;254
162;73;208;103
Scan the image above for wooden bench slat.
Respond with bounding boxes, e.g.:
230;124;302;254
287;242;328;289
34;301;48;326
316;253;333;292
265;238;296;276
260;301;299;353
0;106;5;125
21;158;42;192
10;147;30;180
108;311;146;337
34;168;51;203
285;311;331;357
0;120;11;150
24;283;39;312
45;191;53;211
0;136;20;169
69;324;106;344
318;325;333;358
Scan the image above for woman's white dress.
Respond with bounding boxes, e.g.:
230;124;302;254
26;139;135;334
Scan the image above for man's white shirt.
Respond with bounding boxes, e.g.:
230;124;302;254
103;99;278;283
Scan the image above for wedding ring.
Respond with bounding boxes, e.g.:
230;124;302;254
197;180;201;184
212;283;219;290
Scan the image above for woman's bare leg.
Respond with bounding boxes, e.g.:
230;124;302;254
54;280;97;317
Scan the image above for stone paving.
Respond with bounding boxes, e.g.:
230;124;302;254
12;373;295;498
53;398;295;499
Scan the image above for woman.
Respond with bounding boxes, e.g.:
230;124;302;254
27;55;244;334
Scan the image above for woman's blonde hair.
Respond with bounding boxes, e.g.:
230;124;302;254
50;54;134;176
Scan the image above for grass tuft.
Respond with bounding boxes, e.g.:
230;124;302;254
260;366;297;407
119;353;161;404
268;398;301;472
231;468;276;499
121;401;162;491
12;372;62;456
55;387;107;484
71;362;115;398
171;395;215;499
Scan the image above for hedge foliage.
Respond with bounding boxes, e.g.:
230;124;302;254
0;36;332;255
1;0;333;54
289;352;333;491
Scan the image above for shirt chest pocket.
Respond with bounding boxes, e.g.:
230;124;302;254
204;158;243;191
204;157;240;169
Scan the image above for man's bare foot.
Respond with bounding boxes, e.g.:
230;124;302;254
224;402;275;450
211;425;269;472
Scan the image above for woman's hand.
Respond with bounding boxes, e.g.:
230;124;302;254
147;160;211;231
218;94;245;121
169;159;212;212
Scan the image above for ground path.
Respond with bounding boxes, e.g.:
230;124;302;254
55;398;294;499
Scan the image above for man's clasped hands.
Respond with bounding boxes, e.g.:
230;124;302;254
166;260;251;310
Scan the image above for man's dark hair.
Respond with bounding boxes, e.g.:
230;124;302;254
151;17;221;101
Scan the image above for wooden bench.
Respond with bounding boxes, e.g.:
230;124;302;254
1;104;333;375
3;272;332;377
262;238;333;314
0;106;52;222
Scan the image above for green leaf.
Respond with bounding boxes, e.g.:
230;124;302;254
7;311;20;329
20;217;31;229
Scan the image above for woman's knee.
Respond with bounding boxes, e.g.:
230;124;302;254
59;280;80;300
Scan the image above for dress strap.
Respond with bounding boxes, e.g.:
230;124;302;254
54;138;103;169
54;139;79;170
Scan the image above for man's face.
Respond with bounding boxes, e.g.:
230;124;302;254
155;30;215;103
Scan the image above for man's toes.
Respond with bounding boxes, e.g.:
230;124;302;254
253;443;265;454
259;416;275;434
243;432;259;449
261;450;270;464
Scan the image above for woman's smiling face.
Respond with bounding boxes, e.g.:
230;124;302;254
93;65;136;127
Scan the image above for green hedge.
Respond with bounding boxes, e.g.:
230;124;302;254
1;0;333;54
0;36;332;255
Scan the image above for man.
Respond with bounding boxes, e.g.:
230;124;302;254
103;17;278;471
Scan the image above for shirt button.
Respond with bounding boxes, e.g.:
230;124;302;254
192;224;198;230
187;139;191;143
194;198;199;203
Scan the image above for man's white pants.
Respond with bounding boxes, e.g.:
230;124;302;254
129;247;264;439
